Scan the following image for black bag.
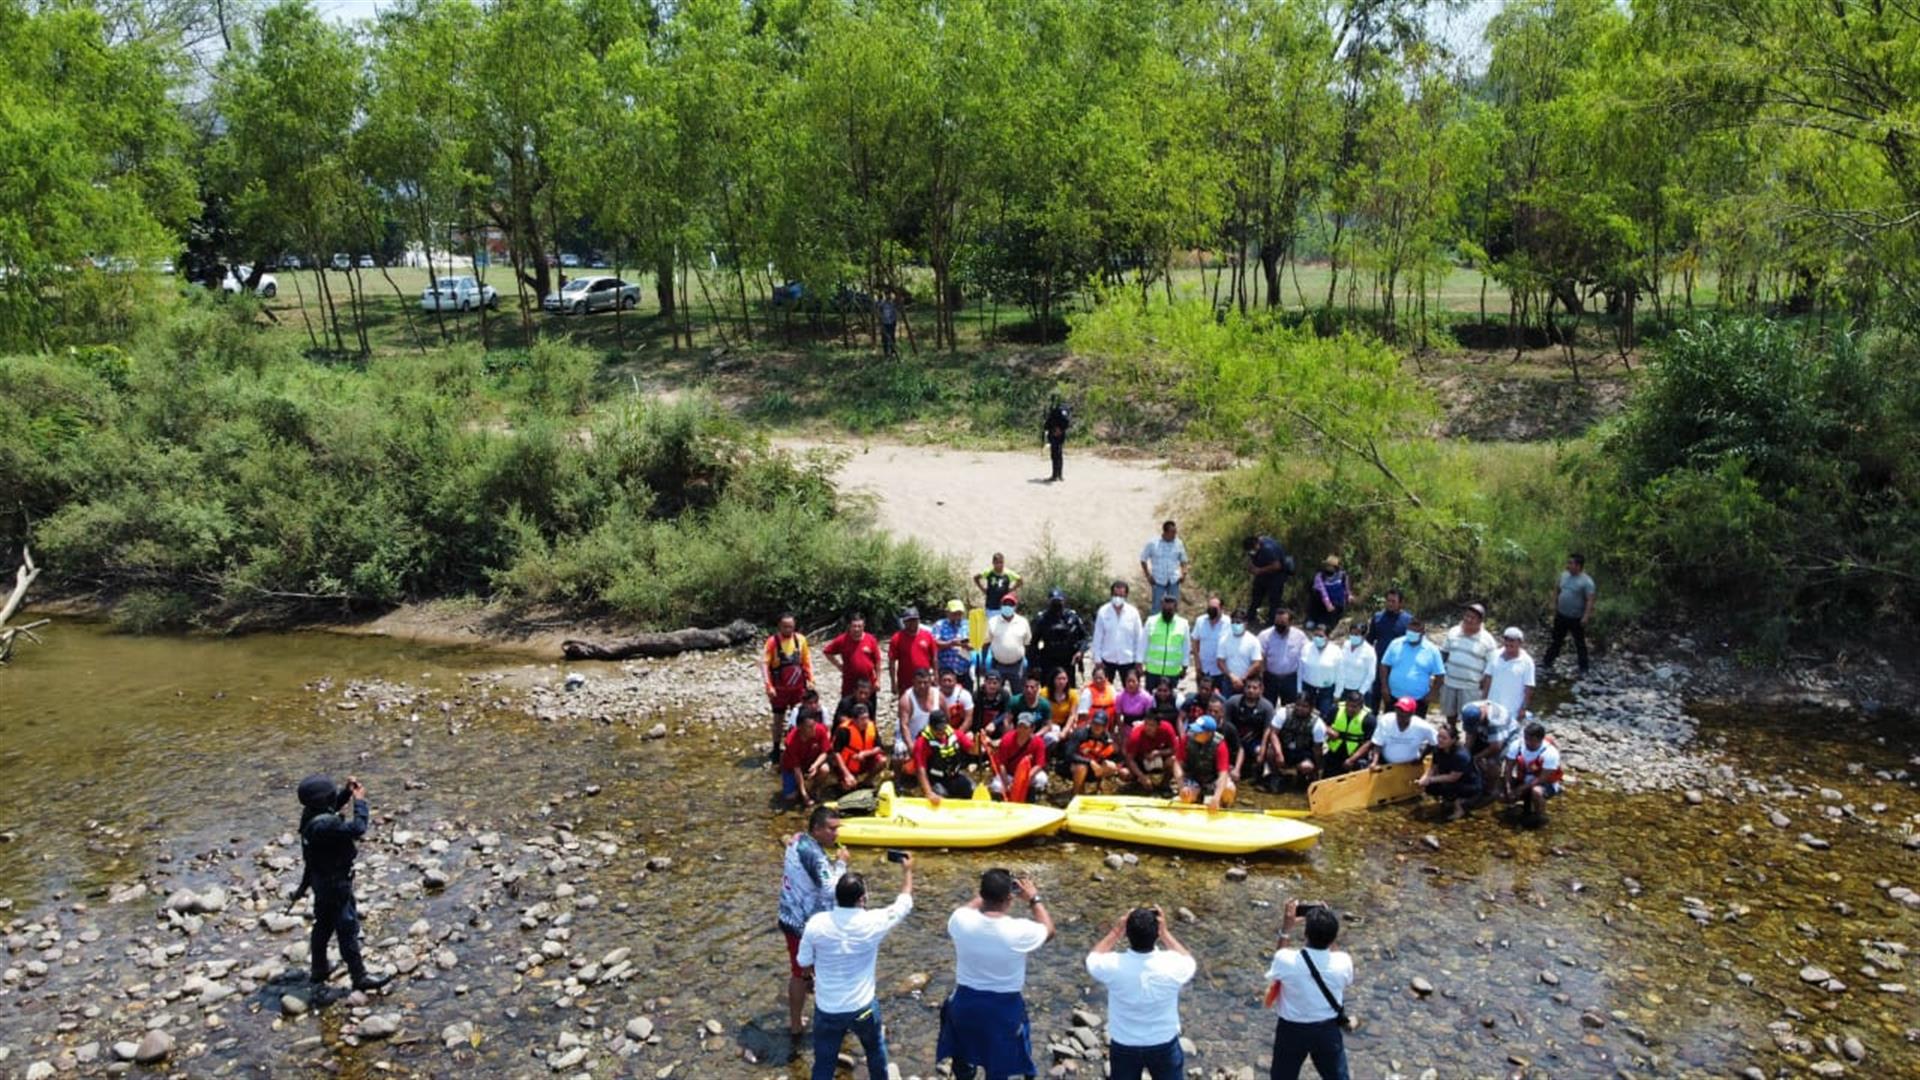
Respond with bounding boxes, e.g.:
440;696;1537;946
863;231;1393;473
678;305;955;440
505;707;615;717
1301;950;1356;1031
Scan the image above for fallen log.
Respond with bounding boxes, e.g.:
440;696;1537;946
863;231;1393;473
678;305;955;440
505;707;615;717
562;619;760;661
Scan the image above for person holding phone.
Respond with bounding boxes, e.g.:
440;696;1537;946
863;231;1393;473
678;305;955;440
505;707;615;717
1265;899;1353;1079
795;852;915;1080
938;868;1055;1080
294;773;391;1000
1085;906;1196;1080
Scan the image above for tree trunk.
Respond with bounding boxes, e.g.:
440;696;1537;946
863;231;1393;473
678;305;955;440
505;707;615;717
561;619;759;660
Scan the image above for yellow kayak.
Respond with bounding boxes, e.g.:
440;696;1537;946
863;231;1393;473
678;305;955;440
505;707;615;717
835;782;1066;848
1306;762;1424;815
1064;795;1322;854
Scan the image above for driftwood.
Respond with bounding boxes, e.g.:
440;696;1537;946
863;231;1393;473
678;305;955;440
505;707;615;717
562;619;759;661
0;546;44;663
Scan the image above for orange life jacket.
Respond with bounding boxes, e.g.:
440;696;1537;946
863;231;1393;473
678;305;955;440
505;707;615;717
838;720;877;773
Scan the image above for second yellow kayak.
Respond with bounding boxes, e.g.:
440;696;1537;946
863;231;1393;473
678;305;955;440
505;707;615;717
836;782;1067;848
1064;795;1322;854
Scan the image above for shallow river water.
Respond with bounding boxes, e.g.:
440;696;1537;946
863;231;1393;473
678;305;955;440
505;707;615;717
1;624;1917;1079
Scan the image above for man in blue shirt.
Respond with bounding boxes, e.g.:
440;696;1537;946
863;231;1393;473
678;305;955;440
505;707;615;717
933;600;975;690
1364;589;1414;710
1378;618;1444;713
1243;534;1292;627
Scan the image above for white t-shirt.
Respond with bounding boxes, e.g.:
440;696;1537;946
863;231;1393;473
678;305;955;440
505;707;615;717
1085;947;1197;1047
1265;947;1353;1023
948;906;1050;993
1192;615;1231;674
1485;650;1535;721
988;614;1032;665
1369;716;1438;764
1219;631;1262;680
796;895;914;1013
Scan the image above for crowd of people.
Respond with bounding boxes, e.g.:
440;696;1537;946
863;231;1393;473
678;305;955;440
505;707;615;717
764;524;1595;827
780;804;1355;1080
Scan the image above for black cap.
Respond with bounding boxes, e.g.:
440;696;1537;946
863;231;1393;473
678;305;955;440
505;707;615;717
297;775;338;809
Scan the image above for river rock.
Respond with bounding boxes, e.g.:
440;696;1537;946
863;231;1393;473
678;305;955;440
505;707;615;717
1422;834;1441;851
280;994;308;1016
25;1062;54;1080
550;1046;587;1070
626;1016;654;1041
442;1020;475;1049
1410;976;1434;996
1842;1035;1866;1062
1769;810;1791;828
1684;790;1704;805
646;856;673;871
703;1018;724;1036
646;724;668;739
1800;833;1833;850
1224;867;1248;883
1808;1061;1846;1078
1801;965;1834;984
1103;853;1125;870
358;1014;401;1039
133;1030;174;1064
1539;970;1560;986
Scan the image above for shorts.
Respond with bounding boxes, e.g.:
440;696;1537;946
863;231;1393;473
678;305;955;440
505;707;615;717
782;925;810;980
1521;780;1561;799
1439;686;1475;718
781;771;800;798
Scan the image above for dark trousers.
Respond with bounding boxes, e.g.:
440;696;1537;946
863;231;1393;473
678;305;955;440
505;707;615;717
1048;438;1064;480
813;1002;889;1080
1145;668;1184;694
310;881;366;983
1542;613;1589;672
1263;671;1300;707
1032;655;1077;687
881;322;897;357
1305;684;1335;719
1249;575;1289;625
1270;1017;1349;1080
1103;661;1140;685
1110;1036;1185;1080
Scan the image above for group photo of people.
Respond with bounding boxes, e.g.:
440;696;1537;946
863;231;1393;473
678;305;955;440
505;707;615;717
764;522;1595;829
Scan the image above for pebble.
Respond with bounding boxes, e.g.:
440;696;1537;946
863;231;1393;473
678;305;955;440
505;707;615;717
1224;867;1248;883
25;1063;54;1080
1769;811;1791;828
441;1020;475;1049
1684;790;1704;805
1176;907;1196;924
1410;976;1434;996
1801;965;1834;984
703;1018;724;1036
358;1014;401;1039
1539;970;1560;986
1103;853;1125;870
1842;1035;1866;1062
280;994;308;1017
646;723;668;739
1422;834;1441;851
133;1030;174;1064
626;1016;655;1041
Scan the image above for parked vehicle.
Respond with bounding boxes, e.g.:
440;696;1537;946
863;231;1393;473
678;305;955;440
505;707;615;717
331;253;352;271
559;252;581;268
355;254;376;269
278;254;304;270
220;265;278;298
420;276;500;312
542;276;640;315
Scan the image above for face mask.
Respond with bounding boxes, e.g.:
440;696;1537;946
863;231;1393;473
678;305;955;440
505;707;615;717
1000;605;1015;619
1231;622;1245;635
1312;636;1327;649
1405;631;1422;644
1349;634;1364;648
1207;607;1220;618
1111;596;1125;609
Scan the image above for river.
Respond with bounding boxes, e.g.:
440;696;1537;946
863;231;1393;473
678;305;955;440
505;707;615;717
0;623;1915;1078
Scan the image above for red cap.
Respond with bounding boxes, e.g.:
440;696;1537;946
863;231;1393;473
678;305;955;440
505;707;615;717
1001;593;1018;606
1395;697;1420;715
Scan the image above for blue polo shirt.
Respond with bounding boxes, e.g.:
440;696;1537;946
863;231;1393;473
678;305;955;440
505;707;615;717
1381;637;1445;700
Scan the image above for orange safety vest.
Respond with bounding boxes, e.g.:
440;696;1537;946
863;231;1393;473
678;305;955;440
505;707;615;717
838;720;877;773
1084;684;1117;722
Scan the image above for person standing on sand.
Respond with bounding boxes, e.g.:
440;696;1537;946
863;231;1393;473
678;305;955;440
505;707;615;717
1043;399;1071;482
1085;906;1197;1080
1541;553;1596;676
938;868;1055;1080
1139;520;1190;610
796;854;914;1080
762;613;816;765
778;806;847;1047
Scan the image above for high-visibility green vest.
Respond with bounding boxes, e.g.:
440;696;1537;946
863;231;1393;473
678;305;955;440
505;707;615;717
1145;615;1189;676
1328;704;1371;756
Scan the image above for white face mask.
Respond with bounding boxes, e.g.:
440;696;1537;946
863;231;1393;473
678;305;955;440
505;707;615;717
1111;596;1125;609
1230;622;1245;635
1349;634;1364;648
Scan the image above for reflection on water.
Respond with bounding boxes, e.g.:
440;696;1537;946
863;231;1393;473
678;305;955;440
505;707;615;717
1;623;1916;1077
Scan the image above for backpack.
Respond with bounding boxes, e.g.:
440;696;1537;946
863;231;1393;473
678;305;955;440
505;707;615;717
1045;401;1071;432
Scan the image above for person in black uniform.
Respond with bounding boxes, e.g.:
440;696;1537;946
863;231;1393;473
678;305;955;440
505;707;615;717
1028;588;1088;688
1043;399;1070;482
294;774;390;998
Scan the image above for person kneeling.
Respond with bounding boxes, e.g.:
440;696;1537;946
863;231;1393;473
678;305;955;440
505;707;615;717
831;703;887;793
987;712;1051;802
782;700;836;809
1414;723;1482;822
911;713;977;807
1501;720;1563;825
1260;698;1326;793
1061;711;1132;795
1173;717;1236;810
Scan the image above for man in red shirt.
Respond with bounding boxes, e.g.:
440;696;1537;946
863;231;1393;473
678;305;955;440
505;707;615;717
822;614;882;699
987;713;1051;801
887;607;938;694
1123;706;1180;793
780;695;834;808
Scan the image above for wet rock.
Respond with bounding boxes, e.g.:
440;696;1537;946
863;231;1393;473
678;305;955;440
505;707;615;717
111;1043;139;1062
1539;970;1560;986
1176;907;1196;924
1842;1035;1866;1062
625;1016;654;1041
1422;834;1441;851
280;994;308;1016
1580;1011;1606;1029
1801;965;1833;984
1224;867;1248;883
1684;790;1704;805
441;1021;475;1049
25;1062;54;1080
1808;1061;1846;1078
1410;976;1434;996
358;1014;401;1039
1072;1007;1101;1029
423;868;450;890
1800;833;1833;851
1740;1069;1765;1080
108;883;148;905
1103;854;1125;870
646;724;668;739
1769;811;1791;828
550;1046;587;1070
133;1030;175;1064
260;913;301;934
703;1018;724;1036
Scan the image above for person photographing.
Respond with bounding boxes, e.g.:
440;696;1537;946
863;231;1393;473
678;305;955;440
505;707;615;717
795;852;915;1080
938;868;1055;1080
293;774;391;999
1265;899;1352;1080
1085;905;1197;1080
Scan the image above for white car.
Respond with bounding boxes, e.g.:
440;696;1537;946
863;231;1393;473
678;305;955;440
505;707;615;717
331;253;352;271
420;276;499;312
355;254;376;269
221;265;278;298
542;276;640;315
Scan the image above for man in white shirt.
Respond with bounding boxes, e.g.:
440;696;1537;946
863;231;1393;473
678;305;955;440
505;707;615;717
937;868;1055;1080
1091;580;1145;683
985;594;1032;688
796;855;915;1080
1216;611;1264;696
1332;625;1375;703
1349;697;1437;769
1085;906;1196;1080
1297;622;1341;719
1189;594;1232;693
1265;900;1352;1079
1439;602;1498;721
1139;520;1191;610
1485;626;1535;722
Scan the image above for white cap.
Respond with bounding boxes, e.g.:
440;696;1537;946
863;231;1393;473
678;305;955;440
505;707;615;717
1502;626;1525;641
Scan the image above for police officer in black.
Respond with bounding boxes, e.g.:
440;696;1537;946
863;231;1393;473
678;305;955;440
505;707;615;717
294;774;390;997
1028;587;1088;688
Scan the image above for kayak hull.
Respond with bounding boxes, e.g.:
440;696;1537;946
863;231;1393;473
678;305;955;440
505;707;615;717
1306;762;1424;815
1064;795;1323;854
837;783;1066;848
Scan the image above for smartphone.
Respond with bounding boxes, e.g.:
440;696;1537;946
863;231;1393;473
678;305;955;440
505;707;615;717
1294;901;1325;917
885;849;909;864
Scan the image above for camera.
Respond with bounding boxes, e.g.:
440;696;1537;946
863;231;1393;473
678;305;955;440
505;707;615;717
1293;901;1326;917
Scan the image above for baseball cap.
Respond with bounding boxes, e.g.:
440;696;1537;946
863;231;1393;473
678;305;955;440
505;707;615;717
1395;696;1419;715
1502;626;1524;641
1193;717;1217;734
1464;602;1487;617
945;599;965;613
1460;704;1483;723
1048;587;1066;601
1002;593;1019;606
900;606;920;620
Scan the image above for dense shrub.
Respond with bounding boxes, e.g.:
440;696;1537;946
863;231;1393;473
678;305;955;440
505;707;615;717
0;309;955;629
